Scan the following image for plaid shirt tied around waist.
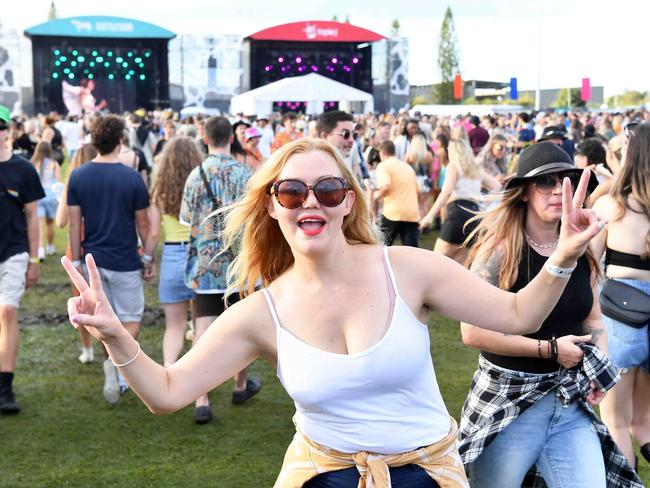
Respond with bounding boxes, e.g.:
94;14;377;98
458;343;643;488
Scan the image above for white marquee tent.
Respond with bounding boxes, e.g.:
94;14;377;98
230;73;374;115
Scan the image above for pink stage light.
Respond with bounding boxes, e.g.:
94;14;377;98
352;57;359;64
332;57;338;64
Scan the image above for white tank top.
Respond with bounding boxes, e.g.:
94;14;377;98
453;174;482;202
261;247;450;454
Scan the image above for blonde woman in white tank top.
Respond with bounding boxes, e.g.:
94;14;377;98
61;138;605;487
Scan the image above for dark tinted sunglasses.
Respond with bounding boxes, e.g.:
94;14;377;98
0;122;8;131
532;172;580;193
271;176;350;209
494;143;507;151
624;123;639;138
333;129;352;140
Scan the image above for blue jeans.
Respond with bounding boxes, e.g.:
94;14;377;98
468;392;605;488
304;464;439;487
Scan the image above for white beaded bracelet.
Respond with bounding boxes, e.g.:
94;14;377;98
110;341;141;368
544;258;576;279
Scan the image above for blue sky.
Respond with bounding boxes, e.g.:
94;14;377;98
2;0;649;96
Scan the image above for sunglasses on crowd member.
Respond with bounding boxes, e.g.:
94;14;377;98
0;122;8;131
624;122;639;138
494;143;507;151
332;129;352;140
271;176;350;209
532;172;581;193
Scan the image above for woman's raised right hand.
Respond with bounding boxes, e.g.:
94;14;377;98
61;254;125;342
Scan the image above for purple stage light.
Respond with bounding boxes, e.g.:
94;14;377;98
264;66;271;71
332;57;338;64
278;102;283;106
278;56;284;62
312;65;318;71
352;57;359;64
295;57;302;63
281;67;286;72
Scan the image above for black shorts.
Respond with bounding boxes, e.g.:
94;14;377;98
194;292;242;318
439;199;480;245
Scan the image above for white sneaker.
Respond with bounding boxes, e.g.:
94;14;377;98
102;359;120;405
38;247;45;260
78;347;94;364
46;244;55;256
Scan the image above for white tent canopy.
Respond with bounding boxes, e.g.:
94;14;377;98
230;73;374;116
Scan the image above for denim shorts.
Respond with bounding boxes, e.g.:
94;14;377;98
304;464;439;487
601;278;650;373
159;243;194;304
37;194;58;219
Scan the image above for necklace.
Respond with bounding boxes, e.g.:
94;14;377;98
524;229;559;249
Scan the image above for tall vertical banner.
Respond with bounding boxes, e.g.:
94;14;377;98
453;74;463;100
510;77;518;100
581;78;591;102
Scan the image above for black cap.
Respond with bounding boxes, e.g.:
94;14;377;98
505;141;598;191
538;125;567;142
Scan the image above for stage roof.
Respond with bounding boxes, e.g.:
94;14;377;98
24;16;176;40
247;21;384;43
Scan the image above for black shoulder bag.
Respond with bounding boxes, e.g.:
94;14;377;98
599;279;650;328
198;163;218;211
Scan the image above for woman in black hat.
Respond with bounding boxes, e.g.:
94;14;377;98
457;142;642;487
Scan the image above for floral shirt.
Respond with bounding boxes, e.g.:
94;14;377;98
179;154;252;292
271;130;302;153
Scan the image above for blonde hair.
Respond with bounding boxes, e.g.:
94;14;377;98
466;186;600;289
405;133;428;165
221;138;379;297
449;139;480;179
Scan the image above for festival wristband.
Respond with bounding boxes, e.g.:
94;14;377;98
544;258;575;279
142;254;154;264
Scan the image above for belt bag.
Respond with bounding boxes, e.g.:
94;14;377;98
600;279;650;328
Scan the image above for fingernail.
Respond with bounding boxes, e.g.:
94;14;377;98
598;222;606;231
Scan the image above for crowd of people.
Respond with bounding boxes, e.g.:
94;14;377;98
0;99;649;486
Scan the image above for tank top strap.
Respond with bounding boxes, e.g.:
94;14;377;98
382;246;399;297
261;288;282;330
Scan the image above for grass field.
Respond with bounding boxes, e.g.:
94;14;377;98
2;228;648;487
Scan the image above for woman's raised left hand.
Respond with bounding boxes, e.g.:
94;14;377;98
554;169;607;264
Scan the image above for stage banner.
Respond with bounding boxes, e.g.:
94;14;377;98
510;77;518;100
453;74;463;100
581;78;591;102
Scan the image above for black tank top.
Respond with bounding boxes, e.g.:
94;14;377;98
51;127;63;150
481;243;593;373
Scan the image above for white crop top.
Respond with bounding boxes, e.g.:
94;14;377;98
261;247;450;454
453;174;482;202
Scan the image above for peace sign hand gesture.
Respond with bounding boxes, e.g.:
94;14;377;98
61;254;124;342
555;169;607;264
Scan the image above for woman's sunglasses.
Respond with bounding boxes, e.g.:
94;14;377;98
532;172;580;193
0;122;8;132
271;176;350;209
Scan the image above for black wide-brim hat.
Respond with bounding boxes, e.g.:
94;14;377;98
505;141;599;192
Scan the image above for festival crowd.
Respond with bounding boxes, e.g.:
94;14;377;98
1;100;649;487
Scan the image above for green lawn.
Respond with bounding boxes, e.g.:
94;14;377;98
2;228;648;486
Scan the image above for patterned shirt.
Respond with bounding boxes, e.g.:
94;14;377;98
458;345;643;488
179;153;252;292
271;130;302;153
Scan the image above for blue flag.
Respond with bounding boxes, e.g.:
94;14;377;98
510;77;518;100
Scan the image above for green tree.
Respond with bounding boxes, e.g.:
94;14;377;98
606;90;648;107
552;88;585;109
332;15;339;22
391;19;401;37
437;7;461;104
344;15;350;23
